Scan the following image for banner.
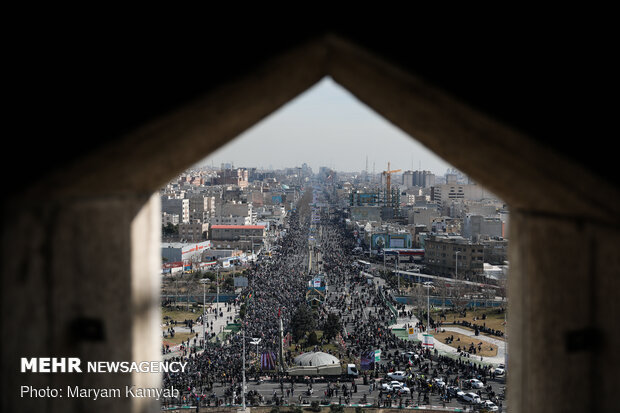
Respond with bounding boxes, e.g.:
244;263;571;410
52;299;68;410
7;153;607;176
422;334;434;348
360;351;375;370
261;352;277;370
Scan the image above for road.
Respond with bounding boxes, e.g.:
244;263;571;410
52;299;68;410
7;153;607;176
161;184;507;411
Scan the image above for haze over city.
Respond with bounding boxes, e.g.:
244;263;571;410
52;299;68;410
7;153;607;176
197;77;454;175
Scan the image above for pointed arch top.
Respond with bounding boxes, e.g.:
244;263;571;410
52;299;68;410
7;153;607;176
25;34;620;224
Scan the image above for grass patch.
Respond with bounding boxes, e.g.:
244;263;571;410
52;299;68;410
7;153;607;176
442;307;507;335
162;331;198;346
433;330;498;357
161;306;202;323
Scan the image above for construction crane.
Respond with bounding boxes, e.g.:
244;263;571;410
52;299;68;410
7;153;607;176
382;162;401;206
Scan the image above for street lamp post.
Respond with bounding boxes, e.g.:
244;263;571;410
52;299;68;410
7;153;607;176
242;323;246;410
427;286;430;330
423;283;432;332
216;268;220;317
250;337;261;367
200;278;209;350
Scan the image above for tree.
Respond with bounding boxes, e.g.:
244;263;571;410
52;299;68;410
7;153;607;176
322;312;342;341
291;303;316;342
163;222;178;236
307;331;319;346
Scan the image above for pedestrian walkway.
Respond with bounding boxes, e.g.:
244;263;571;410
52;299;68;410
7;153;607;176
438;326;506;365
163;303;239;359
389;304;505;365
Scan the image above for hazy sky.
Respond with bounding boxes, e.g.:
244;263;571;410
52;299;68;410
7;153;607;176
197;77;453;175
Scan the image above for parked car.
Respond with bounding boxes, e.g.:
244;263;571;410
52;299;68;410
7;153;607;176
469;378;484;389
390;383;411;394
463;392;482;404
432;378;446;388
387;371;407;381
447;386;464;398
381;380;401;391
380;380;392;391
481;400;499;411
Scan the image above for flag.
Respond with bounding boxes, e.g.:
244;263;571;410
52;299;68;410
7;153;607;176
261;351;277;370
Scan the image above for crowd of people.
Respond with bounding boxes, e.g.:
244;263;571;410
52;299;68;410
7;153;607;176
159;187;505;409
161;189;319;407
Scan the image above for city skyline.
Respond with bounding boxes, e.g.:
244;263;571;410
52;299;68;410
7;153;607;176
196;77;454;175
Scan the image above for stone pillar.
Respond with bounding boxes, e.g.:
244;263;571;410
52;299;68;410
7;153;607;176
508;210;619;413
1;194;161;413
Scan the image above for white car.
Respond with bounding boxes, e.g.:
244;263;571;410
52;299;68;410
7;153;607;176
387;371;407;381
469;378;484;389
482;400;499;411
390;383;411;394
381;380;401;391
432;378;446;388
463;392;482;404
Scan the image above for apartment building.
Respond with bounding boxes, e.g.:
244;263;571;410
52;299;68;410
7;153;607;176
431;184;497;207
178;222;208;242
161;196;190;224
424;234;484;279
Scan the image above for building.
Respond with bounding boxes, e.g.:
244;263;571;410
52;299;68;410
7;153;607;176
210;215;252;226
161;197;190;224
210;224;266;252
178;222;208;242
210;224;265;239
161;241;212;265
162;212;179;226
215;201;254;224
188;194;216;223
350;206;381;222
463;214;504;239
407;207;439;230
431;184;497;207
424;234;484;279
214;168;249;188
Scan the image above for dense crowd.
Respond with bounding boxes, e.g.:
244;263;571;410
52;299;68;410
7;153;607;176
160;188;504;408
161;190;317;406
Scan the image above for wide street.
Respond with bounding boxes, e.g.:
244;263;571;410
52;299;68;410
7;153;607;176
161;184;506;411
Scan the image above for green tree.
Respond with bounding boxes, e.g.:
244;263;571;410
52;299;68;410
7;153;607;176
291;303;316;342
322;312;342;341
307;331;319;346
163;222;178;236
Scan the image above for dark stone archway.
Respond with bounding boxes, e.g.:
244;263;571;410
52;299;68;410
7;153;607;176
3;28;619;413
